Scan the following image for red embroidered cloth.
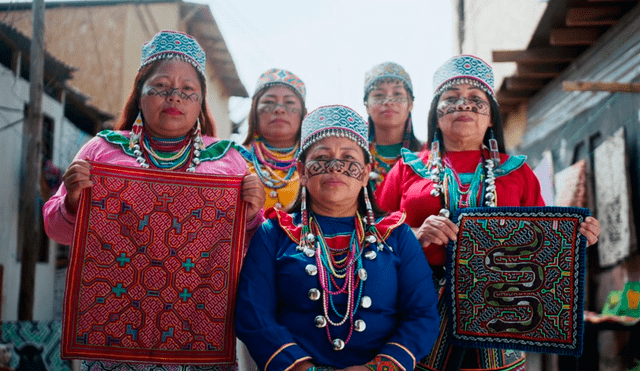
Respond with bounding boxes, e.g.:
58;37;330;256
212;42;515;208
61;162;246;365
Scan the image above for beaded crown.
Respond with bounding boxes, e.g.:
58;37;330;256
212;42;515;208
254;68;306;101
300;105;371;162
433;55;495;99
364;62;413;99
140;30;206;79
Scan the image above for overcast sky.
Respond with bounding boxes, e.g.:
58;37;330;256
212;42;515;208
197;0;455;141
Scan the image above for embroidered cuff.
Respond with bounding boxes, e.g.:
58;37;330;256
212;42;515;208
264;343;310;371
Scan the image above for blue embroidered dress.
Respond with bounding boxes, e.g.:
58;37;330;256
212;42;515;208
235;210;440;371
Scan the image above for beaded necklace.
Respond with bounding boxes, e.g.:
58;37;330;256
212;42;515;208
427;138;498;218
131;128;204;172
306;213;369;350
250;138;299;208
368;116;412;186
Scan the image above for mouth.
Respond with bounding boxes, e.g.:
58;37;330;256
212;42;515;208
162;107;183;115
323;177;346;186
454;114;474;122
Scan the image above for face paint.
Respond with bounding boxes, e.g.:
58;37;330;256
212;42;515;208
437;96;490;119
305;158;366;181
257;102;301;114
144;86;201;102
367;95;409;106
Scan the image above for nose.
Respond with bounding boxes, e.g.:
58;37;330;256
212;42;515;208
326;159;345;173
455;97;471;110
273;103;286;113
166;88;182;102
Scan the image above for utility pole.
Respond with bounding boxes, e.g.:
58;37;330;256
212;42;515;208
18;0;45;320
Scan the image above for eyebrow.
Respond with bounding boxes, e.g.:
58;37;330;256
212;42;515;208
262;93;296;99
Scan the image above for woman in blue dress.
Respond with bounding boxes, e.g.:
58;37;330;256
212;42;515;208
235;105;440;371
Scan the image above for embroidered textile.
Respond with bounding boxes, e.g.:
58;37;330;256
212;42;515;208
364;62;413;98
432;55;494;97
299;105;370;160
62;162;247;365
140;30;206;79
254;68;306;100
446;206;589;356
1;321;72;371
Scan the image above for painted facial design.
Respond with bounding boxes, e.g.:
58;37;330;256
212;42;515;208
144;87;201;102
437;96;490;119
305;159;366;181
257;102;301;114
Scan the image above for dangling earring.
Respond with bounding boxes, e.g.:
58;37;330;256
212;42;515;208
193;117;205;151
429;129;444;198
402;114;413;149
130;112;144;150
298;186;315;254
488;127;500;172
362;186;387;252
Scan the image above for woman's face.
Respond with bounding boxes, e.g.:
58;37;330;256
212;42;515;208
256;85;303;148
365;80;413;135
300;137;370;215
436;83;492;151
139;59;203;139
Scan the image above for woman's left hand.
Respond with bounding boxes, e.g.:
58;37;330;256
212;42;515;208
580;216;600;246
242;170;265;222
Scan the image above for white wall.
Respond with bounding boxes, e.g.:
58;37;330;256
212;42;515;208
0;63;86;321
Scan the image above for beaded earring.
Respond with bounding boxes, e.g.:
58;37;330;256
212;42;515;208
488;127;501;172
297;186;315;256
130;112;144;150
428;129;444;198
362;186;387;252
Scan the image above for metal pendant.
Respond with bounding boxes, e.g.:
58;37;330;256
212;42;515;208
365;235;377;244
304;247;315;258
275;202;283;209
439;208;451;218
314;315;327;328
364;250;377;260
361;296;372;308
269;190;277;198
354;319;366;332
305;264;318;276
308;288;321;301
332;338;345;351
358;268;368;281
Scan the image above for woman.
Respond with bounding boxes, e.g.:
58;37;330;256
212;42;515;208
376;55;600;371
363;62;422;190
43;30;265;370
235;105;440;371
240;68;307;210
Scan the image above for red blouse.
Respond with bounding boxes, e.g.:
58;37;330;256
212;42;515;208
375;149;545;266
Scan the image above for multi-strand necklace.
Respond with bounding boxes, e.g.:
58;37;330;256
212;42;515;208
299;212;379;351
427;140;498;218
131;128;204;172
251;138;299;208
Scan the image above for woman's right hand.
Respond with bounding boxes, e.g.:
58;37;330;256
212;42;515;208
62;159;93;215
413;214;459;248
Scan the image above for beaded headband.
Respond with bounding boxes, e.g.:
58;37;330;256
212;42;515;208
433;54;495;99
140;30;206;79
299;105;371;162
364;62;413;100
254;68;306;101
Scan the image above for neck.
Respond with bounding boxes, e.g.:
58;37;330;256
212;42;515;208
442;136;483;152
374;126;404;146
263;137;297;149
309;199;359;218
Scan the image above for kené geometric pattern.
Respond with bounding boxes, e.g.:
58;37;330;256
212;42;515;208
446;207;589;356
61;162;246;365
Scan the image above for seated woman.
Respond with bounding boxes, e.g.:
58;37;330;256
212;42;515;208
235;105;440;371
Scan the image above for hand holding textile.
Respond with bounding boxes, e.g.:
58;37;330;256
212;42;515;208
62;159;93;215
413;214;459;247
580;216;600;246
242;170;266;222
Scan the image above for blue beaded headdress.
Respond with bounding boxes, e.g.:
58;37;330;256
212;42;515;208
140;30;206;79
300;105;371;162
254;68;306;101
364;62;413;100
433;55;495;99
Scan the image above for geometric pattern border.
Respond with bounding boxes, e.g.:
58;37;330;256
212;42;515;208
446;206;589;356
61;162;246;364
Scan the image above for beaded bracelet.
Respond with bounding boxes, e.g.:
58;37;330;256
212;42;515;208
305;367;317;371
364;355;400;371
